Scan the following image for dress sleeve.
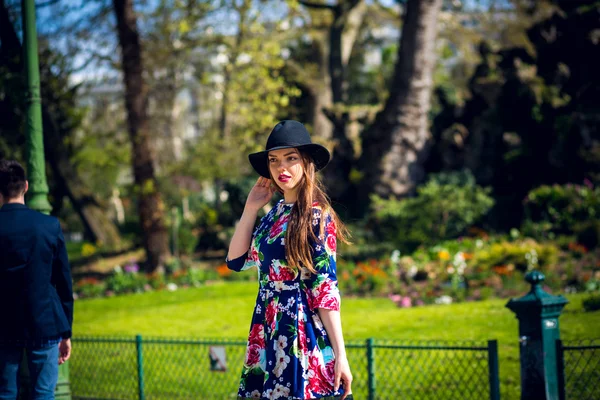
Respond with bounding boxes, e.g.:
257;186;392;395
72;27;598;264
226;222;263;272
302;207;341;312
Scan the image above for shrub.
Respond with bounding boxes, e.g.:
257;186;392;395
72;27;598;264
583;295;600;312
75;278;106;298
523;183;599;239
371;170;494;252
105;266;148;293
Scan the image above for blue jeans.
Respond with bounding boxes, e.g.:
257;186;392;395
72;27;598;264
0;344;59;400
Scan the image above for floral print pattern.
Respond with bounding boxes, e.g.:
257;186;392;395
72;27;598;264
227;200;343;399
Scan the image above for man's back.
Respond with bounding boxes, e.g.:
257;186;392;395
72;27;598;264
0;203;73;341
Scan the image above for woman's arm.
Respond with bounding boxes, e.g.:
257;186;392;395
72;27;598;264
227;177;274;262
318;309;352;398
227;207;259;260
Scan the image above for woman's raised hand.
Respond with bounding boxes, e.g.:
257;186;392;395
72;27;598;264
245;177;275;212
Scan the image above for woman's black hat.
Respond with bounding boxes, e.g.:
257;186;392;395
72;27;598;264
248;120;331;178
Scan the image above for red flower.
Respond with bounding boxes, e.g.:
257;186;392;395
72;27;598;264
326;220;336;236
248;245;260;263
306;351;335;395
248;324;264;347
326;234;336;253
310;279;340;311
298;310;308;354
244;343;262;368
269;264;297;281
265;302;278;332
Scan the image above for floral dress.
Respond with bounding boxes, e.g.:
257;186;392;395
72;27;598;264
226;199;344;400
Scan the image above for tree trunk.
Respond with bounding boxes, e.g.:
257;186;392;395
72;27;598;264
113;0;170;272
321;0;366;203
358;0;442;208
0;0;123;249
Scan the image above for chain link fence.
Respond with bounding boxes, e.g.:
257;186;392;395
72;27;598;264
557;339;600;400
70;336;499;400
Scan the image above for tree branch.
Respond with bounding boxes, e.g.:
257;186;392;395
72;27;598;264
299;0;335;11
37;0;61;8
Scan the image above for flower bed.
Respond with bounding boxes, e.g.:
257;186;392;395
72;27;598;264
337;233;599;307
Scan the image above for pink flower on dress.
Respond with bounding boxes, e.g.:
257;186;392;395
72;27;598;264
326;234;336;254
269;214;289;240
306;350;335;395
244;343;262;368
248;324;264;347
298;309;308;354
326;220;336;236
248;244;260;264
310;278;340;311
269;264;297;281
265;301;278;332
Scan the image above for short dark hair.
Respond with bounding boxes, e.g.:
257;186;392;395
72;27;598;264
0;160;27;199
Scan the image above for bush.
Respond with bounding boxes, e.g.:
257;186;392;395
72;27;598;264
105;266;148;294
75;278;106;298
523;183;599;238
583;295;600;312
370;170;494;251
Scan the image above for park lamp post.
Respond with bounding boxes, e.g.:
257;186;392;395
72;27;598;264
22;0;51;214
20;0;71;398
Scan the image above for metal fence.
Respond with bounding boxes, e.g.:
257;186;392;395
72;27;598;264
557;339;600;400
70;336;500;400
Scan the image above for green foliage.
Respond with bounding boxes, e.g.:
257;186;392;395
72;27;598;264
583;295;600;312
472;240;559;272
105;266;148;294
371;170;494;251
523;184;600;239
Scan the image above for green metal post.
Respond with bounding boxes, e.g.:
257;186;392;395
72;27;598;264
19;0;69;398
21;0;51;214
136;335;146;400
366;338;376;400
487;340;500;400
506;271;568;400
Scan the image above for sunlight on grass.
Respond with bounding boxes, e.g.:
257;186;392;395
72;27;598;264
73;282;600;399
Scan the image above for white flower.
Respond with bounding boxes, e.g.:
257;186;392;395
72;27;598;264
391;249;401;263
435;295;453;305
250;390;261;399
408;265;418;278
273;383;290;399
273;350;290;377
476;239;484;248
113;265;122;273
275;336;288;351
166;283;178;292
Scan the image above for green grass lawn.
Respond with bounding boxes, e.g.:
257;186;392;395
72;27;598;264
72;282;600;399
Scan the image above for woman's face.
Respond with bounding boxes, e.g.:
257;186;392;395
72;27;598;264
268;148;304;193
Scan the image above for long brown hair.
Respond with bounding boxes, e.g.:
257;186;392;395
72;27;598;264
271;151;350;273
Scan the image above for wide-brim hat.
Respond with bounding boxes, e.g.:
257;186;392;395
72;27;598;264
249;120;331;178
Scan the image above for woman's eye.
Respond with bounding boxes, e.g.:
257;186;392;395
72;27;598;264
269;159;277;163
288;157;297;161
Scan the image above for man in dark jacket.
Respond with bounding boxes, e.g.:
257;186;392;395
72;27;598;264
0;160;73;399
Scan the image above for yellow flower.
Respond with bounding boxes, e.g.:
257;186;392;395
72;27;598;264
438;250;450;261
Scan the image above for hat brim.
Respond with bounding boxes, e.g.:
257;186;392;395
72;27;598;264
248;144;331;178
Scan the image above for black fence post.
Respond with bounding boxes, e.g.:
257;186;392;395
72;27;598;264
136;334;145;400
487;340;500;400
556;340;566;400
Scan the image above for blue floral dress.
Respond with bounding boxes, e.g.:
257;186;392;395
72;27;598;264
227;200;344;400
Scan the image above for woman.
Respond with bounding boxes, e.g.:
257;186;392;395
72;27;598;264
226;120;353;400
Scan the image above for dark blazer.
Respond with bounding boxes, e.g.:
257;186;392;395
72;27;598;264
0;203;73;340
